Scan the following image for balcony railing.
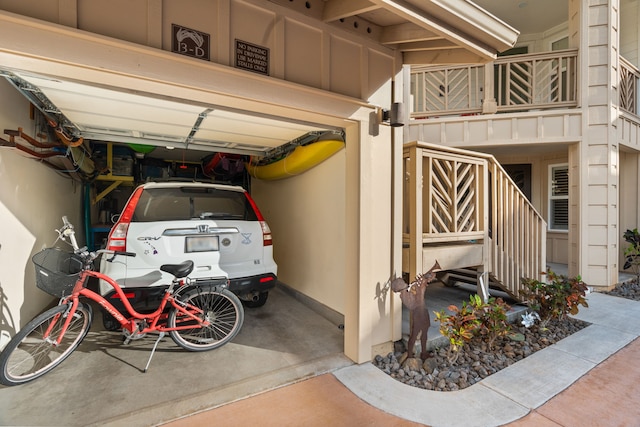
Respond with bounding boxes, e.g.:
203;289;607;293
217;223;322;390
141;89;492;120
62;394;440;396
411;49;579;118
620;56;640;115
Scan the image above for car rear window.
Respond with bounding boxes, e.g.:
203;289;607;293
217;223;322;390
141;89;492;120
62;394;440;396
132;187;258;222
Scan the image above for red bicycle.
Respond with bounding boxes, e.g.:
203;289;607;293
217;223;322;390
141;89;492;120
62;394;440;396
0;217;244;386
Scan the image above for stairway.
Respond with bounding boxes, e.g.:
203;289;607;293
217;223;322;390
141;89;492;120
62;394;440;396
403;141;546;302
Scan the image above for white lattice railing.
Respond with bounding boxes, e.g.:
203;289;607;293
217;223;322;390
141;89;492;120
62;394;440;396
495;49;577;111
411;49;578;118
620;56;640;115
411;64;484;116
403;141;546;300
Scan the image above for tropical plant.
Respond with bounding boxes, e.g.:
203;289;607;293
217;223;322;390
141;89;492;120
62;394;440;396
434;295;514;362
470;295;512;350
434;299;479;364
623;228;640;282
520;269;588;327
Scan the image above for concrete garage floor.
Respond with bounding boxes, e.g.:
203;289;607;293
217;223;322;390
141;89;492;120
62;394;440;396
0;285;350;427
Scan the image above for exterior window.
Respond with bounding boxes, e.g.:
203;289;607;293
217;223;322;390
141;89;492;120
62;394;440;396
549;164;569;230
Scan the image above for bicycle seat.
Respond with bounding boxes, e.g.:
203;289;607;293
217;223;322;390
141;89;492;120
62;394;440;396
160;260;194;278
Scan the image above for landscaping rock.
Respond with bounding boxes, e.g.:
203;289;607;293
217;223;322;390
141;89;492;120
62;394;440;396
373;317;589;391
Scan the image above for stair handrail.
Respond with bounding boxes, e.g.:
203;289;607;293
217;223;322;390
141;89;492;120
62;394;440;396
403;141;547;300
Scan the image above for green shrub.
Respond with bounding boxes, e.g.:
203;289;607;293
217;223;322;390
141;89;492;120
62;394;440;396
623;228;640;281
435;295;512;362
520;269;588;327
470;295;512;350
434;299;479;363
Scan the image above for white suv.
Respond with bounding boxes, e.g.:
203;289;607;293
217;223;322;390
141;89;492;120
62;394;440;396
99;181;277;328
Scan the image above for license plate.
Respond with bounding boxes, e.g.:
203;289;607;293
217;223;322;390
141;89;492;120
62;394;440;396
185;236;219;252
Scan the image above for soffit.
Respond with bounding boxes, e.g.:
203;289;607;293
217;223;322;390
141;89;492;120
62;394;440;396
270;0;520;64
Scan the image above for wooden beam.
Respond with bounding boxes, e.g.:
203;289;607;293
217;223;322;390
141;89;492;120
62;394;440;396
381;22;441;44
403;49;487;65
394;39;459;52
322;0;379;22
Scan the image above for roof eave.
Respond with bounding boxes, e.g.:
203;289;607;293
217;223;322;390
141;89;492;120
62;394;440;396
375;0;519;61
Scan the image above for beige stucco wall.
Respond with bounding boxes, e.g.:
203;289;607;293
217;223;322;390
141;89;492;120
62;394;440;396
0;79;83;348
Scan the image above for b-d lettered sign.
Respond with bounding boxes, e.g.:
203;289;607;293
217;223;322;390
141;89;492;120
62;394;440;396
172;24;210;61
235;39;269;75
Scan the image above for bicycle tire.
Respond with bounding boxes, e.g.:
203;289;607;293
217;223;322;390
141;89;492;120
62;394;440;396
168;286;244;351
0;302;93;386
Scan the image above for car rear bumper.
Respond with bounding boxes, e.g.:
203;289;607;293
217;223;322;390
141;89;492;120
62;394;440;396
228;273;277;296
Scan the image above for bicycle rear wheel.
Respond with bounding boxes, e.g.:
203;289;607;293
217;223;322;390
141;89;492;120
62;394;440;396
168;286;244;351
0;302;93;386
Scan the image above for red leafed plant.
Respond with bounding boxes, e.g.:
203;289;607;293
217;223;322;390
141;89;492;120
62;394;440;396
520;269;588;328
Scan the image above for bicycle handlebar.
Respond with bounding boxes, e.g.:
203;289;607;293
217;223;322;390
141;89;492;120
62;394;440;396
60;216;79;251
57;217;137;263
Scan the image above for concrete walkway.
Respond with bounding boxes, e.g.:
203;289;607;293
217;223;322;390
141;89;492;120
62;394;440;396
163;292;640;427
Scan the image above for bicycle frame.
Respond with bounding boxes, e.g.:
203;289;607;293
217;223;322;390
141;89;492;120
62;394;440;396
46;268;210;345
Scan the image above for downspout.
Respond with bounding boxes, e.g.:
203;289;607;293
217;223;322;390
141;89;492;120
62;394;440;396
390;64;410;343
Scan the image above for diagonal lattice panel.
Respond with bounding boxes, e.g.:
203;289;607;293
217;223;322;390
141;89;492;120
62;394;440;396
424;71;446;111
507;61;533;105
446;68;470;110
620;67;637;112
430;158;454;233
455;162;477;232
533;58;562;103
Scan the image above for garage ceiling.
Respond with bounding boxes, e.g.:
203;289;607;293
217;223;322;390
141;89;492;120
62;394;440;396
2;69;337;160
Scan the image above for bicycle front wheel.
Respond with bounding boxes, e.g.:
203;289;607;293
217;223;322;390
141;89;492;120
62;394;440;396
0;302;93;386
168;287;244;351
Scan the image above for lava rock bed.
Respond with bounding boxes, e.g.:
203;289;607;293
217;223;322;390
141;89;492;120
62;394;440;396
373;317;590;392
606;279;640;301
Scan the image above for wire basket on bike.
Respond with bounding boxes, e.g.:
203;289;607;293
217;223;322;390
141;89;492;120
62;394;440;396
32;248;84;297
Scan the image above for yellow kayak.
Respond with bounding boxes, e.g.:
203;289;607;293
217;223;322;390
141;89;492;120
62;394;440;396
247;139;344;180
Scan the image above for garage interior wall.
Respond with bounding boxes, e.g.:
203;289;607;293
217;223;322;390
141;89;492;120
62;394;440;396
0;79;83;347
252;150;346;314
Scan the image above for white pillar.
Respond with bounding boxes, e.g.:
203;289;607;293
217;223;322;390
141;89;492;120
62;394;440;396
570;0;620;287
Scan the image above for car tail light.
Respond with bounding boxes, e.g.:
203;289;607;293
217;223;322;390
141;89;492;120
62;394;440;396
106;186;144;252
244;192;273;246
259;221;273;246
